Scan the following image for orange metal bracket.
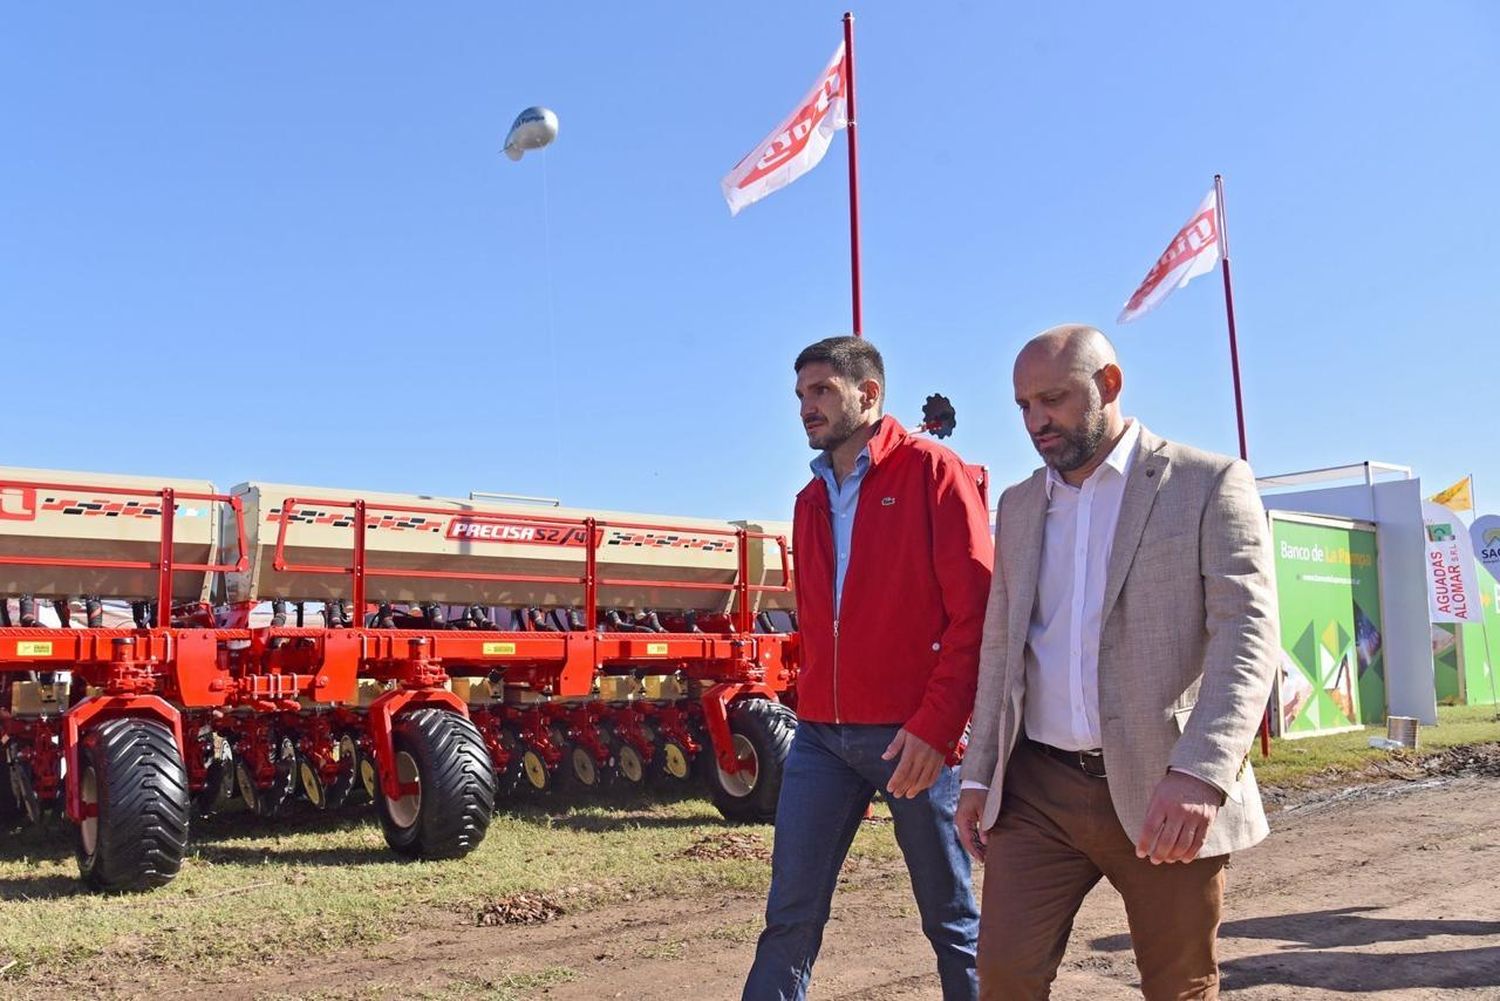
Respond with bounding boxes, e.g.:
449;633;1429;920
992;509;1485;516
366;688;469;802
61;695;186;824
700;681;777;775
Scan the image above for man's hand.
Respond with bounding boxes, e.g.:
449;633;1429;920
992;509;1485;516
881;727;945;798
1135;770;1222;865
954;788;988;863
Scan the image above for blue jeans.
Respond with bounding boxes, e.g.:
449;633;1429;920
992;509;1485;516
742;721;979;1001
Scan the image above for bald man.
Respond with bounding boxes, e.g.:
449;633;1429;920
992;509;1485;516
955;325;1279;1000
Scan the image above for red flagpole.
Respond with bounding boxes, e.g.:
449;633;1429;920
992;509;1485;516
1216;173;1270;758
1216;174;1248;463
843;11;863;337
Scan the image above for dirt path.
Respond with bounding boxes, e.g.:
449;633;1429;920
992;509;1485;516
44;775;1500;1000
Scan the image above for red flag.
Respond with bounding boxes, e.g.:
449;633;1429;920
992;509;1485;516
721;44;848;216
1118;188;1222;323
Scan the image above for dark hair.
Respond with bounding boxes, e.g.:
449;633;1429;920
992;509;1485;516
794;336;885;389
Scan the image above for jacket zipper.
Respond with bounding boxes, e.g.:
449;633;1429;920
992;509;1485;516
832;617;841;723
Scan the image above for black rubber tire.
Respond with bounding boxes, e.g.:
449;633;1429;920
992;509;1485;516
706;699;797;824
76;718;191;892
652;736;696;785
615;743;648;786
297;753;328;810
238;737;298;819
8;752;44;824
494;724;527;798
323;732;361;809
518;743;553;794
598;721;646;787
357;741;379;803
557;741;614;792
376;709;495;859
194;752;234;819
0;759;22;825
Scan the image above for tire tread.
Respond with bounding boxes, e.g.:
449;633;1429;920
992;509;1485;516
80;717;190;892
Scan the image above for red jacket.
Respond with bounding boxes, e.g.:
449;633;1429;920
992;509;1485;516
792;415;994;754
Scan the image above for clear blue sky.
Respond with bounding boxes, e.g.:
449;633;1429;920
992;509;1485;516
4;4;1497;520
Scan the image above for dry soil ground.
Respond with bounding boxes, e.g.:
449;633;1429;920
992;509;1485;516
35;763;1498;1000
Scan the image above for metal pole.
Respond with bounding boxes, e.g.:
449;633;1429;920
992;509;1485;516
156;487;175;627
352;499;367;624
843;11;863;337
584;517;598;632
735;528;752;635
1216;174;1249;463
1216;173;1269;756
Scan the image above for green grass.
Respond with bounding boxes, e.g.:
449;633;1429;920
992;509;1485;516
3;706;1499;994
0;787;898;992
1254;703;1500;788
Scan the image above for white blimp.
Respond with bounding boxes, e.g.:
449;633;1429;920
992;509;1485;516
502;106;559;161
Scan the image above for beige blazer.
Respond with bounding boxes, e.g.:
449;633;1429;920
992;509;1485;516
961;425;1279;858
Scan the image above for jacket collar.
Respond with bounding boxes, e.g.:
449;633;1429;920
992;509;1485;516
798;414;907;507
1099;423;1170;623
1009;422;1168;636
863;414;908;466
1042;418;1141;498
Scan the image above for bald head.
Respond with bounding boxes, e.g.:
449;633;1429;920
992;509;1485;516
1012;324;1127;485
1015;324;1119;382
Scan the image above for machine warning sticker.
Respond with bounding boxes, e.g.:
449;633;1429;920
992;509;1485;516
16;641;53;657
645;642;669;656
483;642;517;656
447;518;599;547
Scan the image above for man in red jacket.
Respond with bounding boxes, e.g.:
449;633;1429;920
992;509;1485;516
743;336;994;1001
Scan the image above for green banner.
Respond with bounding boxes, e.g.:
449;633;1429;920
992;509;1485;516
1433;623;1463;704
1270;515;1385;733
1478;578;1500;705
1439;577;1500;706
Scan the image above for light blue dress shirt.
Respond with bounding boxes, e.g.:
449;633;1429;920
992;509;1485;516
810;445;872;615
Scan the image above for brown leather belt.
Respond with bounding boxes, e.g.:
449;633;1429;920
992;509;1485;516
1026;738;1107;778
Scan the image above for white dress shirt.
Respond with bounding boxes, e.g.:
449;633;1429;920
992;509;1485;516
1023;418;1139;751
962;420;1140;791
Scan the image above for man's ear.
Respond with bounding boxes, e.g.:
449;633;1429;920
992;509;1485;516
859;378;882;413
1097;364;1123;406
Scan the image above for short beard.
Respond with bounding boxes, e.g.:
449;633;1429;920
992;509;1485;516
1038;402;1109;474
808;398;867;453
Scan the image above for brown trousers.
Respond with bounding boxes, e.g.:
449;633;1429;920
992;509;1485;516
977;741;1227;1000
